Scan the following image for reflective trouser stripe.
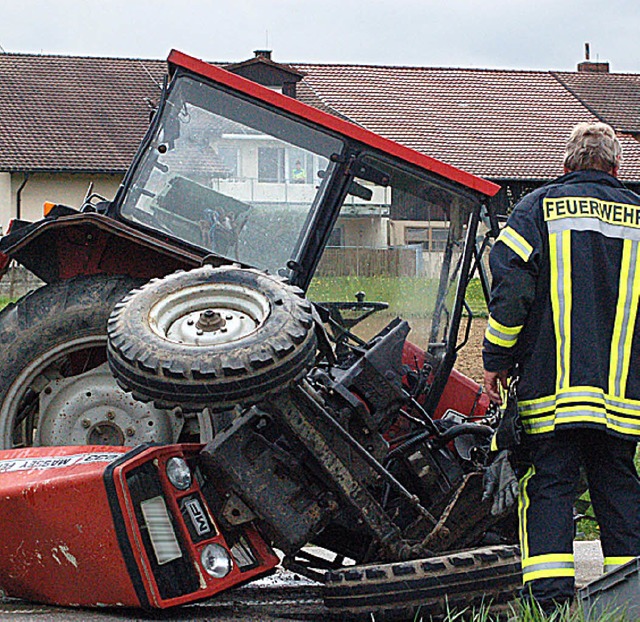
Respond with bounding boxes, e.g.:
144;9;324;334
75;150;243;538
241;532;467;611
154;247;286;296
518;465;536;560
519;466;575;585
521;554;575;584
604;556;636;573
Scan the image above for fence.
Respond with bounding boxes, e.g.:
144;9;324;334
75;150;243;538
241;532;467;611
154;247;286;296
316;246;445;279
1;247;449;299
0;263;43;299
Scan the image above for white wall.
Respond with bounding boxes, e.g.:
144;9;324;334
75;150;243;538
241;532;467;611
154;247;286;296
3;173;122;231
0;174;11;235
341;216;389;248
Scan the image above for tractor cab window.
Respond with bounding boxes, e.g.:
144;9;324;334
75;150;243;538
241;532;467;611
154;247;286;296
118;74;344;276
308;153;479;355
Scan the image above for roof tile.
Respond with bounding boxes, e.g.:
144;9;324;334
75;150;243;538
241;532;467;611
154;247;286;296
293;63;640;181
0;53;164;172
2;53;640;184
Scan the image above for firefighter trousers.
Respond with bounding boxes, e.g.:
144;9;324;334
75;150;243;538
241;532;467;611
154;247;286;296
518;428;640;605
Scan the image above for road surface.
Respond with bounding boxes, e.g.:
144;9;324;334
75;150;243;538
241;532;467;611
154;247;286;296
0;542;606;621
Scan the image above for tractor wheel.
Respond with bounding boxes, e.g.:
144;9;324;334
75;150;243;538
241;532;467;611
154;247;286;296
107;265;317;411
0;275;184;449
323;545;522;621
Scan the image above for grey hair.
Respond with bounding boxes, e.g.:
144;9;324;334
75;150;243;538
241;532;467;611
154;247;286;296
563;122;622;173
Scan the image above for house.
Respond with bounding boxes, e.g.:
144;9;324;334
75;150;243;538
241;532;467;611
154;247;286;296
1;49;640;255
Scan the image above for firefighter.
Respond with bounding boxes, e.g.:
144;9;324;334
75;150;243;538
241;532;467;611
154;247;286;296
482;122;640;611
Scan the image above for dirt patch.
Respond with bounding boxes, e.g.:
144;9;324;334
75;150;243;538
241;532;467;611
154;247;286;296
455;317;487;385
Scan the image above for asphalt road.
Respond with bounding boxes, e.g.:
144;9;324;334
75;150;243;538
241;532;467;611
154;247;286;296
0;542;608;621
0;569;326;622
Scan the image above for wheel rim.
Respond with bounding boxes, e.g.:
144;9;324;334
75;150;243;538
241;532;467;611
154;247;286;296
0;336;181;448
149;283;271;346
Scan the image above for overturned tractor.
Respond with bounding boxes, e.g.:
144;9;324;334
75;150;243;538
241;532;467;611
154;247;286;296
0;50;519;618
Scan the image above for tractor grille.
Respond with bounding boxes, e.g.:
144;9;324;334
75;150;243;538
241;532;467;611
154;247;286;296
126;462;199;600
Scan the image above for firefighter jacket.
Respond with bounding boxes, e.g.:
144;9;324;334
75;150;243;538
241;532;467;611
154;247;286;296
483;170;640;440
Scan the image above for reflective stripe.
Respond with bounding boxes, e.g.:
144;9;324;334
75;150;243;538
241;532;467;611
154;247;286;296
519;386;640;436
550;231;572;392
518;465;536;560
485;315;523;348
490;433;498;452
604;556;635;573
522;553;575;584
547;215;640;241
497;225;533;262
609;240;640;398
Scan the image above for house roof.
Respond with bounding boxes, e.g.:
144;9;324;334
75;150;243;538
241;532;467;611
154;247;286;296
0;53;165;173
553;71;640;134
293;63;640;182
2;52;640;184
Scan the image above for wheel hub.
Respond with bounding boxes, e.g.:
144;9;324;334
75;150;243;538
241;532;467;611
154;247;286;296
150;283;270;346
35;363;182;446
87;421;125;446
196;309;226;332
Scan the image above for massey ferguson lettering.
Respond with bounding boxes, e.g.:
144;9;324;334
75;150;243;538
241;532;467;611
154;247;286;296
0;453;122;473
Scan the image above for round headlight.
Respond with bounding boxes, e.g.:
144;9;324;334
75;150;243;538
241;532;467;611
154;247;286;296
201;543;233;578
166;457;192;490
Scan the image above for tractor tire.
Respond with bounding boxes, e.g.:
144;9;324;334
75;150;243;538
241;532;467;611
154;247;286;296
323;544;522;621
0;274;186;449
107;265;317;411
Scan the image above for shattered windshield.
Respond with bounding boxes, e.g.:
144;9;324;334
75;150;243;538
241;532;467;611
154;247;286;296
308;153;478;353
118;75;344;275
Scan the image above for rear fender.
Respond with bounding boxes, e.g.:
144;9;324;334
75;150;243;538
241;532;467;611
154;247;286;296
0;213;228;283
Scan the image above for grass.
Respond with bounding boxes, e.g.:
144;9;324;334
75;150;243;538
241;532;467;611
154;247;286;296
404;598;634;621
0;296;13;311
308;275;440;317
308;276;488;318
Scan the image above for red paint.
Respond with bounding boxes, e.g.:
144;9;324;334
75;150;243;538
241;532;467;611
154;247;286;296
0;444;278;608
402;340;489;421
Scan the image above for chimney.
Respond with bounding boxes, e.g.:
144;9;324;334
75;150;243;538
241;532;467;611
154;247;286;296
253;49;272;60
577;42;610;73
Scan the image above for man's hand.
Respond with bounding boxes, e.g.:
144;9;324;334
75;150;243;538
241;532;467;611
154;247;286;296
484;369;509;404
482;450;519;516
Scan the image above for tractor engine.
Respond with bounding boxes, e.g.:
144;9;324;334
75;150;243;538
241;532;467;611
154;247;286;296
199;318;496;567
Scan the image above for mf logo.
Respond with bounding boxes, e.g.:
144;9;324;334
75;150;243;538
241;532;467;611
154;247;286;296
185;498;211;536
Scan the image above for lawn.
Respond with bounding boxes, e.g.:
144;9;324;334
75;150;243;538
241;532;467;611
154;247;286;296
308;275;488;317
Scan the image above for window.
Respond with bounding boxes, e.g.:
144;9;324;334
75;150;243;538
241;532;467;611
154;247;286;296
218;146;239;178
430;228;449;251
405;227;429;246
118;75;342;276
258;147;285;182
405;226;449;251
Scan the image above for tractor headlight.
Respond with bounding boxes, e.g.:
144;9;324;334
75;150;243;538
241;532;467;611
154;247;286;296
201;543;233;578
166;457;192;490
